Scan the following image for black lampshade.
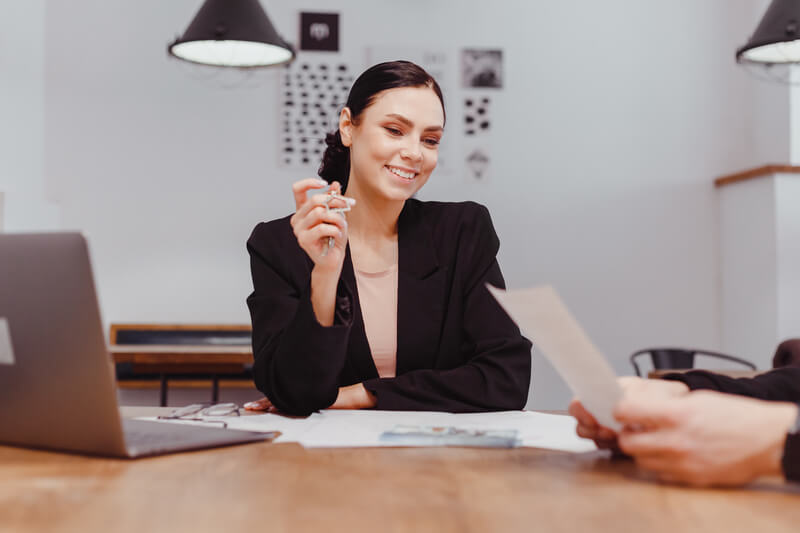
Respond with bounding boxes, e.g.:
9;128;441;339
168;0;294;68
737;0;800;64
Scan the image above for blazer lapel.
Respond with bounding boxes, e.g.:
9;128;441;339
396;200;446;374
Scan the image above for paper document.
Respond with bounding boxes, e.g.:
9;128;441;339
487;285;622;429
139;409;596;453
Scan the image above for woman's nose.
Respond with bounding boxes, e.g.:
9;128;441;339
400;141;422;162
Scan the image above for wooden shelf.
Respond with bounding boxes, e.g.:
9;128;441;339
714;165;800;187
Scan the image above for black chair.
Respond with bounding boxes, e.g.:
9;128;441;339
630;347;756;377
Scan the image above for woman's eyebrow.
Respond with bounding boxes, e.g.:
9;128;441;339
385;113;444;132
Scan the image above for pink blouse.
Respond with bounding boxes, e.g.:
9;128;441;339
353;265;398;378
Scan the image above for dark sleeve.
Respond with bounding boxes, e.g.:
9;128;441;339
246;222;353;416
782;412;800;482
362;205;532;412
661;367;800;402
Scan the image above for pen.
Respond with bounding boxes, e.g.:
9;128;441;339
322;189;353;256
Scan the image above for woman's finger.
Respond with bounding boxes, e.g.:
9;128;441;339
292;191;354;227
292;178;329;211
301;224;344;253
294;207;348;241
243;397;273;411
295;222;345;258
296;196;352;227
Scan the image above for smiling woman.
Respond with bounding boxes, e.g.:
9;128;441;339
245;61;532;416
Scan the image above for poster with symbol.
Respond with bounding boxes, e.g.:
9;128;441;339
300;12;339;52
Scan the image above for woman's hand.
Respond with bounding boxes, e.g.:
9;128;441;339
243;397;278;413
290;178;355;326
290;178;353;272
330;384;377;410
244;384;377;414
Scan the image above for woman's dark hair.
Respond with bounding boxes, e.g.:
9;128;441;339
318;60;445;189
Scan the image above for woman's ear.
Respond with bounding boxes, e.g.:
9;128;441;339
339;107;354;147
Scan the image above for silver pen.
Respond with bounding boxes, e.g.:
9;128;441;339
322;189;353;256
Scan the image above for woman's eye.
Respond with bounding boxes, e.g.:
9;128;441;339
385;127;402;136
424;138;440;146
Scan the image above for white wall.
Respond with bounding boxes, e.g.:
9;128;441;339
3;1;784;409
719;173;800;369
748;0;793;165
0;0;60;231
776;175;800;344
792;78;800;164
719;177;778;368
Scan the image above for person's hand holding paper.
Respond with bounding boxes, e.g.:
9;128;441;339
486;285;623;430
568;376;690;451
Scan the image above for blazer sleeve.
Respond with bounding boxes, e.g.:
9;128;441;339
661;367;800;402
361;205;532;412
246;221;354;416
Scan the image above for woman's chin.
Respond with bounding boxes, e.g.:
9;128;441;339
382;184;421;202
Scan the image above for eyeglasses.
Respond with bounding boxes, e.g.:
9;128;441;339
157;403;241;428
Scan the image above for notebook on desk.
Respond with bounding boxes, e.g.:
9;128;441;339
0;233;273;458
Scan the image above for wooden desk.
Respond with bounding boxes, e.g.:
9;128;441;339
1;409;799;532
110;345;255;405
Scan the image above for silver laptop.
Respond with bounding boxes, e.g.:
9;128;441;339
0;233;271;457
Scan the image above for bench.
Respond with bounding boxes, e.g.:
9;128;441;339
109;324;255;406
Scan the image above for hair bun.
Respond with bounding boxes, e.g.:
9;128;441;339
318;130;350;188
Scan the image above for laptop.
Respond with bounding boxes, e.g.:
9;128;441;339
0;232;272;458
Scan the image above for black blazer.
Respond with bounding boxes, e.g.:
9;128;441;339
663;367;800;402
246;199;532;416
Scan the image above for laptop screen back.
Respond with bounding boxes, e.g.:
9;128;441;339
0;233;127;456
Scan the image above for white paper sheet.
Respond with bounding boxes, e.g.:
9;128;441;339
141;410;595;453
487;285;623;430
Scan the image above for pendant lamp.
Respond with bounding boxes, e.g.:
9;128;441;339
737;0;800;64
168;0;294;68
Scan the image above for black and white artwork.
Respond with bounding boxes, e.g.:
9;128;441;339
466;148;489;181
462;95;492;181
279;60;354;168
463;96;491;136
299;12;339;52
461;49;503;89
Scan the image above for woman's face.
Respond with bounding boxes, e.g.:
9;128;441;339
341;86;444;202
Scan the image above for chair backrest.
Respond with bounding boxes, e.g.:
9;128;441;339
630;347;756;377
648;349;695;370
773;339;800;368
